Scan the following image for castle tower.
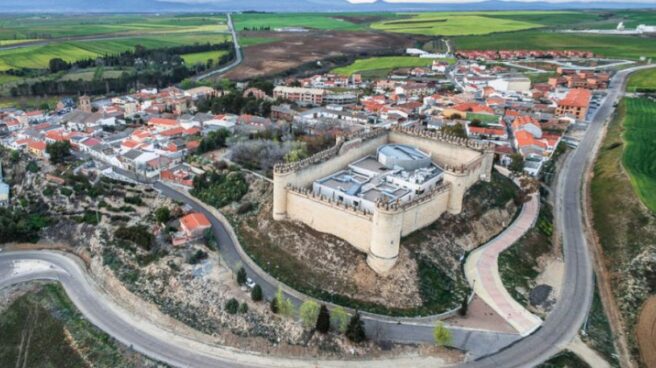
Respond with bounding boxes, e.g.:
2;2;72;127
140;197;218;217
367;205;403;274
79;95;92;113
272;169;292;220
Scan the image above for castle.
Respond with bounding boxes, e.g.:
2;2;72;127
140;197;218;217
273;127;494;275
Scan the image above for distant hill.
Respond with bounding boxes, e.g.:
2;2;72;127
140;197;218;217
2;0;655;13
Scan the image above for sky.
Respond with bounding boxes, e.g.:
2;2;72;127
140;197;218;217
345;0;655;2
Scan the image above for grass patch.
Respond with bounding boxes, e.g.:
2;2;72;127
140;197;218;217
371;12;544;36
627;68;656;93
0;33;231;71
621;98;656;212
332;56;453;76
181;50;228;65
0;14;226;40
234;13;363;31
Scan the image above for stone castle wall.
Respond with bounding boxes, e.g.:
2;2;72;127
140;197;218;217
273;127;494;274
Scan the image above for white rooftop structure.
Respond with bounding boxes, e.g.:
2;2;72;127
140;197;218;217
313;144;443;212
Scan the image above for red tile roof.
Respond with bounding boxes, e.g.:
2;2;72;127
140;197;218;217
180;212;211;233
558;88;591;108
148;118;179;127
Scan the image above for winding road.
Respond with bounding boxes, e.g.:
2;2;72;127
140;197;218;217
194;13;242;81
1;64;654;367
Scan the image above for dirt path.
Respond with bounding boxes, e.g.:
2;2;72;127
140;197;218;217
583;120;635;368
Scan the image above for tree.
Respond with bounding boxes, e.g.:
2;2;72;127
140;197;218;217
332;306;349;333
225;298;239;314
346;311;366;343
154;207;171;224
49;57;70;73
299;300;320;329
433;322;452;346
236;267;247;285
46;141;71;164
251;284;263;302
509;153;525;174
316;305;330;333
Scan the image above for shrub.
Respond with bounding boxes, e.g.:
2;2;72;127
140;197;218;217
59;187;73;197
189;250;208;264
42;186;55;197
331;306;349;333
433;322;452;346
124;195;143;206
299;300;320;329
225;298;239;314
26;161;39;173
275;287;294;317
154;207;171;224
238;302;249;314
114;225;154;250
251;284;263;302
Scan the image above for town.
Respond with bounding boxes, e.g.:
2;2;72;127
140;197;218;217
1;6;655;368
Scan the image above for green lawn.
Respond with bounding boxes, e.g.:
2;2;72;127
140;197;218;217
182;50;228;65
621;97;656;212
454;30;656;60
0;14;227;41
371;11;546;36
332;56;453;76
627;68;656;92
0;33;231;71
233;13;363;31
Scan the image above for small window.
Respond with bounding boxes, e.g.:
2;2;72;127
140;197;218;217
338;196;344;202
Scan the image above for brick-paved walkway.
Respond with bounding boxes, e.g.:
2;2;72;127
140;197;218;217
465;192;543;336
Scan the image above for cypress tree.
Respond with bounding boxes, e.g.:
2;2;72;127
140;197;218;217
316;305;330;334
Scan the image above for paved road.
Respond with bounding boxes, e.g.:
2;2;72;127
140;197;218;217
460;63;656;368
194;13;242;81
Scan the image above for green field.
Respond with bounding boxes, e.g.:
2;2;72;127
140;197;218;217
182;50;228;65
234;13;366;31
621;97;656;212
332;56;453;77
371;12;546;36
0;14;227;41
627;68;656;92
0;33;231;71
454;30;656;60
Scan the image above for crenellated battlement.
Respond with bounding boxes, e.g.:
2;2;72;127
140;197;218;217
390;126;495;152
287;184;374;219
